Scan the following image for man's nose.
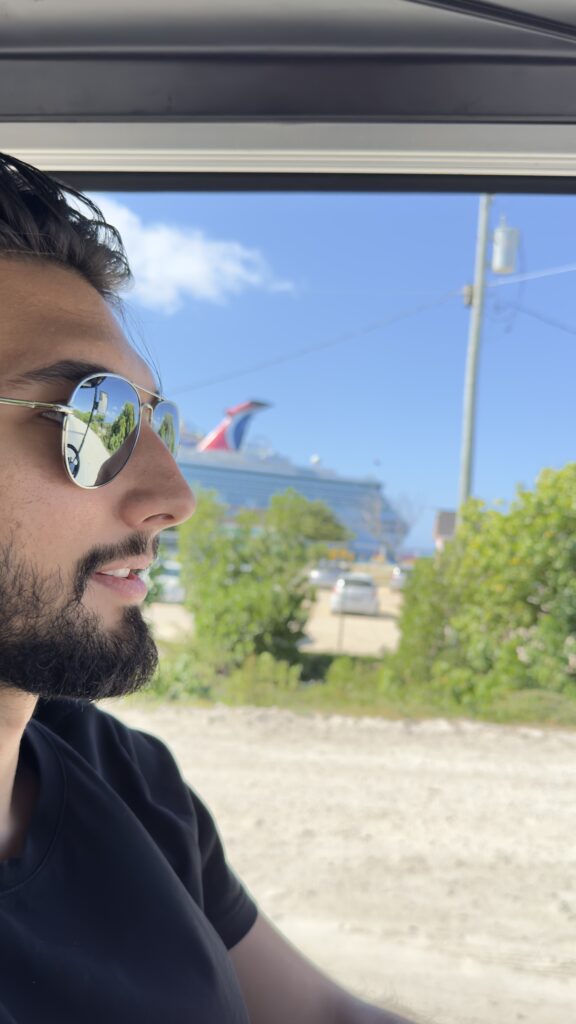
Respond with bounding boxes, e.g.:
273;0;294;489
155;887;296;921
117;421;196;529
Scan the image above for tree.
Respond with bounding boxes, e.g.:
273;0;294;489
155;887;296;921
143;559;165;605
177;489;347;666
106;402;136;452
264;488;350;559
390;463;576;707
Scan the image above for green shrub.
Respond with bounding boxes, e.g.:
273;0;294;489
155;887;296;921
141;643;576;725
177;489;349;667
484;689;576;727
144;646;218;702
323;655;381;700
390;464;576;712
298;651;337;682
214;652;302;707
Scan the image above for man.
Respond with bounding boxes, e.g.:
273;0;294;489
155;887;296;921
0;153;418;1024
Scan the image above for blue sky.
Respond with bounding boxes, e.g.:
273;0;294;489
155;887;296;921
91;189;576;550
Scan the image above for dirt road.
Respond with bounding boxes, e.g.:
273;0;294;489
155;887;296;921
104;699;576;1024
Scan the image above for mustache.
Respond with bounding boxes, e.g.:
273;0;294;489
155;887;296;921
74;534;160;600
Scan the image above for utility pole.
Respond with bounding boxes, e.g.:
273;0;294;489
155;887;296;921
458;194;492;514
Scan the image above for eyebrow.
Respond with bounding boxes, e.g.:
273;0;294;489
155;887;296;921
2;359;163;395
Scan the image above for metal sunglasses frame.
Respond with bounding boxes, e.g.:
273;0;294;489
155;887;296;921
0;372;179;489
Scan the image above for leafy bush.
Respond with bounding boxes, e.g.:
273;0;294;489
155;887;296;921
483;689;576;727
142;643;575;724
323;656;381;701
144;646;394;715
177;488;347;667
144;646;217;702
143;558;166;605
264;488;350;553
214;652;302;706
390;464;576;709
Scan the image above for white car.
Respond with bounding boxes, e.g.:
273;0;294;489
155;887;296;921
330;574;379;616
308;563;349;589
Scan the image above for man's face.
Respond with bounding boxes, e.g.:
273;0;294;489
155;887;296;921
0;258;195;701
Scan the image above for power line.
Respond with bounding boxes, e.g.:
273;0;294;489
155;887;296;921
504;301;576;338
171;290;458;395
170;260;576;396
486;261;576;290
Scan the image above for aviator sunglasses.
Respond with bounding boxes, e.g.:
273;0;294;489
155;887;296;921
0;372;180;488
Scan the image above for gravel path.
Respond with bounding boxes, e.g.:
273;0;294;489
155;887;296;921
102;699;576;1024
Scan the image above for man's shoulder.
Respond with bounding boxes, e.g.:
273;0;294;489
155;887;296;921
32;697;198;821
32;697;175;781
32;699;258;950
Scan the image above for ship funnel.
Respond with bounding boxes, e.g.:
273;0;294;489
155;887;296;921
197;400;270;452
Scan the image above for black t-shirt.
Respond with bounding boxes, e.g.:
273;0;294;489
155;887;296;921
0;698;257;1023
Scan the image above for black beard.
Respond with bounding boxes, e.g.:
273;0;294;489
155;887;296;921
0;538;159;702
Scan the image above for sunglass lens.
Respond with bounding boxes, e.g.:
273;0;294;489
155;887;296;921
152;401;179;456
65;376;139;487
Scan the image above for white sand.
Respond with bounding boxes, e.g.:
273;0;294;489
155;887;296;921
303;587;402;656
102;699;576;1024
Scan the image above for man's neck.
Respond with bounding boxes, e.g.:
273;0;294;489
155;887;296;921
0;689;38;860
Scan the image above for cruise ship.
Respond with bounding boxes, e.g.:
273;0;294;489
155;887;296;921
176;401;407;560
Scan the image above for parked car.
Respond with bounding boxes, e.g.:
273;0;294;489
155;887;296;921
156;560;185;604
330;574;379;616
308;563;347;589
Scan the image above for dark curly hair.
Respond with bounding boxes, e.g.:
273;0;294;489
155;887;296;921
0;152;131;303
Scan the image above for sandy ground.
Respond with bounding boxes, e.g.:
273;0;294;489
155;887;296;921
145;602;195;643
102;699;576;1024
145;585;402;656
303;586;402;655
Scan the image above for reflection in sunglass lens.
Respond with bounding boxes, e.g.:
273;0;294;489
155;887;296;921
65;376;139;487
152;401;180;456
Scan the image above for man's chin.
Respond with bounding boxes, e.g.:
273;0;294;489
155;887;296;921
0;606;159;703
0;542;158;702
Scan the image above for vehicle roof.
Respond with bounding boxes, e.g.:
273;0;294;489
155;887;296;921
340;573;376;583
5;2;576;55
3;1;576;182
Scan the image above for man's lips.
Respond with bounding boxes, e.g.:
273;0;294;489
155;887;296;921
91;571;149;603
96;558;153;574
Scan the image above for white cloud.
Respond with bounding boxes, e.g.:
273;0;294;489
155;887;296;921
95;196;293;314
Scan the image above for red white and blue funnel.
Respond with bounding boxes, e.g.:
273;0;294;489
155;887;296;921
197;400;270;452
